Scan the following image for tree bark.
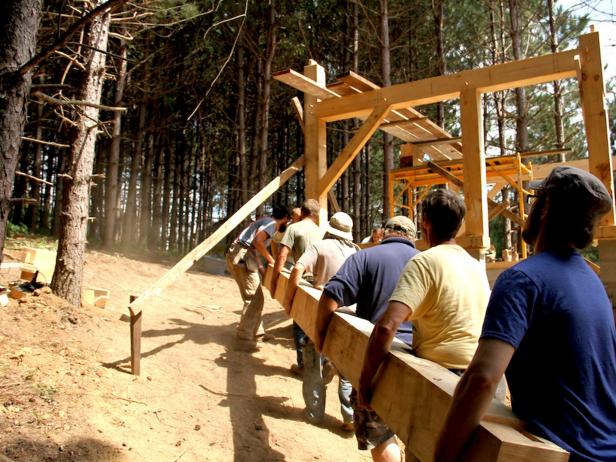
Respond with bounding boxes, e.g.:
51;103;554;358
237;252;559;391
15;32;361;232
508;0;529;153
380;0;394;220
103;36;128;248
123;103;146;247
257;1;277;210
50;2;111;306
0;0;43;265
432;0;446;126
237;37;249;207
27;100;44;232
547;0;565;161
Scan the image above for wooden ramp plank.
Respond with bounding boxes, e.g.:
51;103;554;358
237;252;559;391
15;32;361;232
265;267;569;462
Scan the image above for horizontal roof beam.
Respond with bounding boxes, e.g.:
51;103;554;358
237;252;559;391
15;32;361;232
316;48;579;122
273;69;339;100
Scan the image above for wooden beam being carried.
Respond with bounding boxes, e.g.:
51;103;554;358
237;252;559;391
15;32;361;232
265;268;569;462
319;105;392;194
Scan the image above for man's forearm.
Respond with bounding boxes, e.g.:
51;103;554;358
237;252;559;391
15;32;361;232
283;267;303;313
253;239;273;265
358;323;396;407
434;372;497;462
271;248;288;293
315;294;338;352
435;339;514;462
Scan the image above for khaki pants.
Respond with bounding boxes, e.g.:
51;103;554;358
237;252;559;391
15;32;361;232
226;244;265;339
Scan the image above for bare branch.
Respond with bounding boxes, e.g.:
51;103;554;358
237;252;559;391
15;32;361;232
19;0;131;76
15;171;54;186
33;91;127;112
21;136;70;149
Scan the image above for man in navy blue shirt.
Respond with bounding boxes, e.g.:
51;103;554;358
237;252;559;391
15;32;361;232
436;166;616;462
315;216;419;462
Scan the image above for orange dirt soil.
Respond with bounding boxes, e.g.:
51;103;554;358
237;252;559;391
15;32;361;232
1;249;373;462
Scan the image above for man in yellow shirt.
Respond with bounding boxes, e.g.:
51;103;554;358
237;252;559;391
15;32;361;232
357;190;490;446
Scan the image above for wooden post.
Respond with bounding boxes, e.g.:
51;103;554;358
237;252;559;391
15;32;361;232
460;88;489;261
578;32;615;226
304;60;328;225
129;294;141;376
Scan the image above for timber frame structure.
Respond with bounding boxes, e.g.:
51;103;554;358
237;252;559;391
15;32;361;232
123;30;614;461
273;30;614;260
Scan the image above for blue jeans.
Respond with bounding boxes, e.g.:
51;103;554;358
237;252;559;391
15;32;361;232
293;322;306;368
302;341;353;424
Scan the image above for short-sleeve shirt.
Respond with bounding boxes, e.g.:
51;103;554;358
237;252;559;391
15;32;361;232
280;219;324;263
323;237;418;344
238;217;276;247
390;244;490;369
297;239;357;289
482;250;616;462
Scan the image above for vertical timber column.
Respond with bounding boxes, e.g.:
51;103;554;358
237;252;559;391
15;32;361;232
303;60;328;225
578;31;615;227
460;88;489;262
579;32;616;313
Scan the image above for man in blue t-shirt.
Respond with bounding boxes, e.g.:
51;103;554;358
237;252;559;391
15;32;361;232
315;216;419;462
436;166;616;462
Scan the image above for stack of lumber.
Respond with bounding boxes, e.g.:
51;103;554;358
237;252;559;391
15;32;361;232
263;268;568;462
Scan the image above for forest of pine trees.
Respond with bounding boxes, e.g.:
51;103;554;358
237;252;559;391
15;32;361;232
1;0;615;303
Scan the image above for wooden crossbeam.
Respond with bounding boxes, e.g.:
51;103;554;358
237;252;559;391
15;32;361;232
319;105;392;194
265;268;569;462
410;137;462;148
273;69;338;100
316;49;579;122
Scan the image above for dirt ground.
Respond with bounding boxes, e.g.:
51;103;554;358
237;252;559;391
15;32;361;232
0;247;373;462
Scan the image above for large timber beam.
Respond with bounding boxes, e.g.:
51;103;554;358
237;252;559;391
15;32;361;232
303;61;328;224
264;268;569;462
315;49;579;122
577;32;615;226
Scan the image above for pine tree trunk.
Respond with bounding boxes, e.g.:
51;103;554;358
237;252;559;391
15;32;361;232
237;38;249;207
139;130;153;247
123;103;146;247
547;0;565;161
432;0;446;126
0;0;43;265
27;101;44;232
380;0;393;220
103;37;127;248
51;3;111;306
257;1;277;209
508;0;528;153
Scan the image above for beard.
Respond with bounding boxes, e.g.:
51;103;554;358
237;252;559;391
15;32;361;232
522;196;545;246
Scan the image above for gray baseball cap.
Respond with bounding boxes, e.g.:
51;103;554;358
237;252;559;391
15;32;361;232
528;166;612;214
384;216;416;239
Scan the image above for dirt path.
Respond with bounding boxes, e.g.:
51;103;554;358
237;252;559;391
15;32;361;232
1;249;372;462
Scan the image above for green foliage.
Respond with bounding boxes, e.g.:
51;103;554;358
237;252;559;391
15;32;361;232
6;221;29;237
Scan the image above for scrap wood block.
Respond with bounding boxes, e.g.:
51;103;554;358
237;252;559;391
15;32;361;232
83;287;110;308
266;269;569;462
